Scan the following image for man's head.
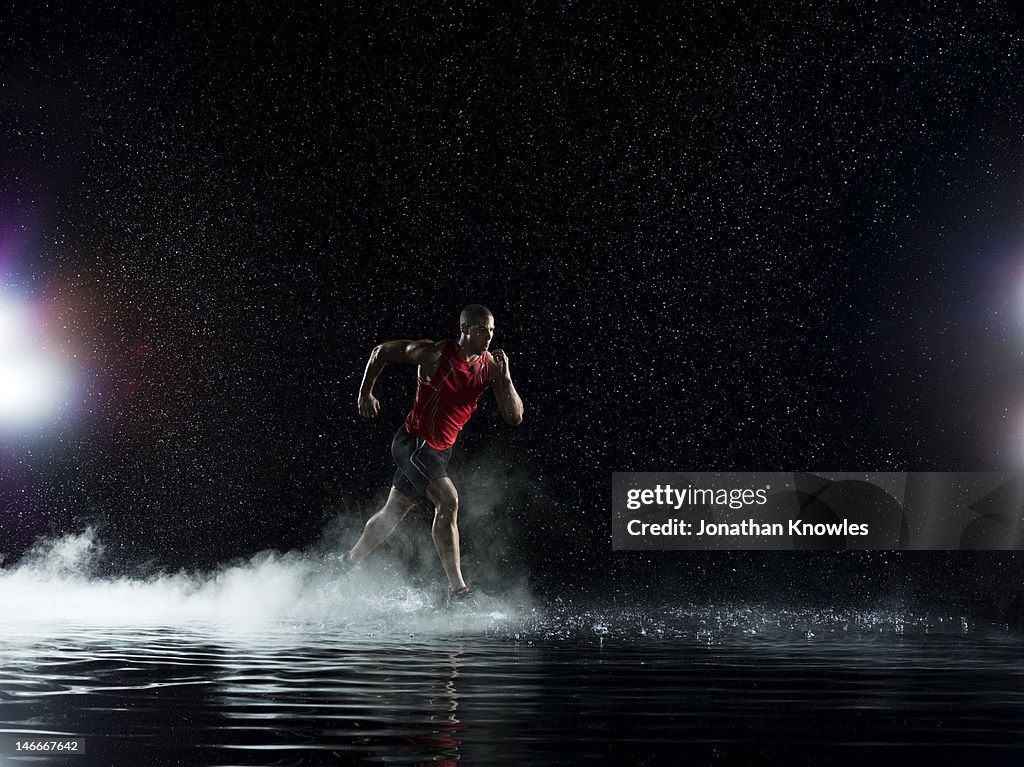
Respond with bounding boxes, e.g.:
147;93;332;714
458;303;494;355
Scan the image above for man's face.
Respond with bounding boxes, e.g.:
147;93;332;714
463;316;495;353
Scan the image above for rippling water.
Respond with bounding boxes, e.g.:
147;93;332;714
1;592;1022;766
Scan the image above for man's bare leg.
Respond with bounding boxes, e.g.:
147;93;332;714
346;487;418;564
426;477;467;590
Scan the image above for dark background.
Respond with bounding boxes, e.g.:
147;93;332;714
2;0;1023;614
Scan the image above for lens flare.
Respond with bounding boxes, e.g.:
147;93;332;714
0;294;75;433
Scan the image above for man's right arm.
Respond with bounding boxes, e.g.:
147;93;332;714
358;339;443;419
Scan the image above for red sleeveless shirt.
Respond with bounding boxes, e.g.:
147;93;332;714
404;340;492;450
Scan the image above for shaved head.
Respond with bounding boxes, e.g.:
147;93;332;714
459;304;493;327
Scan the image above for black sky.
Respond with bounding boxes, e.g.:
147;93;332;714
2;1;1024;603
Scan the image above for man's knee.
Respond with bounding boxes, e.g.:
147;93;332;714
434;500;458;522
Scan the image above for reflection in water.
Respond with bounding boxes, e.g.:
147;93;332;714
208;637;491;765
392;647;466;766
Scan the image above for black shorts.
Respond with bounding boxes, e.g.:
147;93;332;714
392;426;452;504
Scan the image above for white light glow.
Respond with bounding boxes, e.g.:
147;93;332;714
0;354;67;426
0;295;74;432
0;300;27;350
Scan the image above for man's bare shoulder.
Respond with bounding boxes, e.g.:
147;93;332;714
374;338;446;365
412;339;446;364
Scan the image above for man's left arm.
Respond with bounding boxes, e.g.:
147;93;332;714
489;349;524;426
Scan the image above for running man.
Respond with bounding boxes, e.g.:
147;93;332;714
341;304;524;604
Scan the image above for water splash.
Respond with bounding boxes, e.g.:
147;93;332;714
0;529;528;639
0;529;1005;648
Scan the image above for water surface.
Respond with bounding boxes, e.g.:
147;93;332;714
1;598;1021;766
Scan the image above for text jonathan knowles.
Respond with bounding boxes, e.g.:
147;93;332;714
626;519;870;536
